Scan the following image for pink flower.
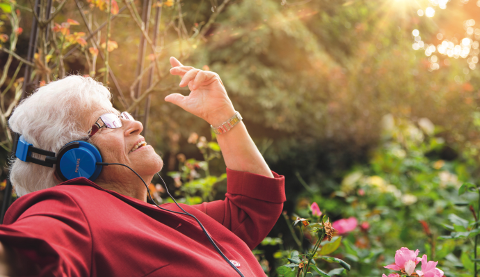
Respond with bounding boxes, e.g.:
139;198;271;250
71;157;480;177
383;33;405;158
332;217;358;234
310;202;322;217
416;255;444;277
384;247;421;273
360;222;370;231
382;274;400;277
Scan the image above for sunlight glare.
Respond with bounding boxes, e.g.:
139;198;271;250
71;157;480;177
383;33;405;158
425;7;435;17
417;9;424;16
412;29;420;36
438;44;446;54
429;0;449;9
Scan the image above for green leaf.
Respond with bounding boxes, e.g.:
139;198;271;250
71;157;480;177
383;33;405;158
276;265;296;277
436;240;456;260
310;263;330;276
442;224;454;231
327;268;345;276
319;236;342;255
448;214;469;229
319;256;351;271
467;228;480;237
461;251;474;272
208;142;221;151
453;202;470;206
288;251;301;264
287;258;300;264
453;224;468;232
344;253;359;262
341;239;358;256
459;182;476;195
450;231;470;239
0;3;12;13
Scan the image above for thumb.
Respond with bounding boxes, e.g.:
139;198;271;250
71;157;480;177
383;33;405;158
165;93;187;107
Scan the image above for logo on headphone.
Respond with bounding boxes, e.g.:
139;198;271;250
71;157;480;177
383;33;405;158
75;158;81;173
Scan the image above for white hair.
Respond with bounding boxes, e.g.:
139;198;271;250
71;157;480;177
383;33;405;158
9;75;112;196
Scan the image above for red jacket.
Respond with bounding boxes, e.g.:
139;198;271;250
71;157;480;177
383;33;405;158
0;169;285;276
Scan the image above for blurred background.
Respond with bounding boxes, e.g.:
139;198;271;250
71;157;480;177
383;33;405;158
1;0;480;276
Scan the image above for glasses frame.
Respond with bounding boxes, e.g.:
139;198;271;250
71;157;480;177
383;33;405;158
88;112;134;138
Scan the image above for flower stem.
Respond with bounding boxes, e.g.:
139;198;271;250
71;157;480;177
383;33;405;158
282;213;302;250
303;233;324;277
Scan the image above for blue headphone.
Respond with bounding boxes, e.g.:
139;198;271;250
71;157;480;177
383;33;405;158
15;135;103;181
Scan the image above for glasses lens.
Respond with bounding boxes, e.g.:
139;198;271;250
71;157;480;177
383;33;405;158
121;112;134;121
101;113;122;128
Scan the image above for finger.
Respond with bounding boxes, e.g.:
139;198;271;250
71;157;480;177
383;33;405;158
164;93;187;108
179;69;201;87
169;56;183;67
192;71;209;90
169;66;195;76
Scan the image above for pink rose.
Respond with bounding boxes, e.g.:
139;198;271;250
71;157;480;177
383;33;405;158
360;222;370;231
332;217;358;234
416;255;444;277
384;247;421;273
310;202;322;217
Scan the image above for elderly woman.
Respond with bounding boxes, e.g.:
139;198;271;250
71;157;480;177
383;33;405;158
0;57;285;276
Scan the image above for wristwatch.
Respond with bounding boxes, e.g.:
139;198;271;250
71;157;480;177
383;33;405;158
210;111;243;135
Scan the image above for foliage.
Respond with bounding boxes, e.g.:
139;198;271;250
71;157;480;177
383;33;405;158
166;132;226;204
1;0;480;276
274;206;350;277
284;115;479;276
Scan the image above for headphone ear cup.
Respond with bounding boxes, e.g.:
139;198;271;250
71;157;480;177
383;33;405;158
56;141;103;181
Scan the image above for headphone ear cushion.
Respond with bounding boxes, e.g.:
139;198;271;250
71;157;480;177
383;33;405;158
56;141;103;181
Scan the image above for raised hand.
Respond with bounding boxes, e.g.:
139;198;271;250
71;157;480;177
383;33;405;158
165;57;235;126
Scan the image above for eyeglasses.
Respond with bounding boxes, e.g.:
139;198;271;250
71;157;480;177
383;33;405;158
88;112;134;138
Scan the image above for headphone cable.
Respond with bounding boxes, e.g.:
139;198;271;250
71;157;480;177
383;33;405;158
97;162;245;277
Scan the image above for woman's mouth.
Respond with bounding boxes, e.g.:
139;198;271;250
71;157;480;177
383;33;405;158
130;141;147;153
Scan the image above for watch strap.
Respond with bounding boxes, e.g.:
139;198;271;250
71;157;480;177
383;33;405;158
211;111;243;135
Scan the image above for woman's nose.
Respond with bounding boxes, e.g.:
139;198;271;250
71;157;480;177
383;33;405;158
124;119;143;136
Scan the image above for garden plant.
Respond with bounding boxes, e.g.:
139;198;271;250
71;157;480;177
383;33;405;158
1;0;480;276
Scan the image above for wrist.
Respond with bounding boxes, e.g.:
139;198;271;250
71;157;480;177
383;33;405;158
206;106;236;127
210;111;243;135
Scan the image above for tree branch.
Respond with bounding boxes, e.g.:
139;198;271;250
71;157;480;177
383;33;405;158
40;0;68;27
197;0;232;39
0;48;34;67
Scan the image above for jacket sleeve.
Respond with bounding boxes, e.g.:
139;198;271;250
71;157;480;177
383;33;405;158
193;168;286;249
0;190;92;277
